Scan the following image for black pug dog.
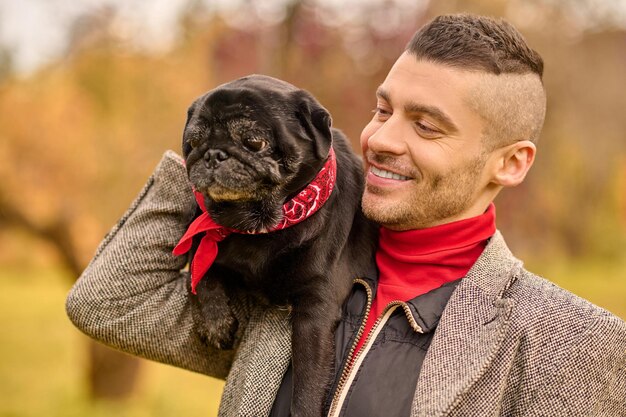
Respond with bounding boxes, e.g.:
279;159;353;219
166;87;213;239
177;74;376;417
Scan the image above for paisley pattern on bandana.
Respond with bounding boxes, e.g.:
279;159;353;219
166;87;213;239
173;147;337;294
271;148;336;230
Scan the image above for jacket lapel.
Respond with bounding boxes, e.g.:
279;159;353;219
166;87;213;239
412;231;522;416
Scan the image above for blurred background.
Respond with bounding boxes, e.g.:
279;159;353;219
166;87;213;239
0;0;624;416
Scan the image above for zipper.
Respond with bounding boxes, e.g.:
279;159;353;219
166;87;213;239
327;289;424;417
327;278;373;417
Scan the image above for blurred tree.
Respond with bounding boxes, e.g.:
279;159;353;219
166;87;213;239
0;6;219;400
0;47;12;82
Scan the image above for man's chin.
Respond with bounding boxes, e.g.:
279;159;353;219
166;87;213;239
361;192;430;230
362;194;398;225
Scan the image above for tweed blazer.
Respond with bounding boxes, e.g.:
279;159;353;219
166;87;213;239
66;151;626;417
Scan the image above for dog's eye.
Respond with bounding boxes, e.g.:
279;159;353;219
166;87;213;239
189;136;201;148
244;137;268;152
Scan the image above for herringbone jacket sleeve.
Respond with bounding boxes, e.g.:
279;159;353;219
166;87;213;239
65;150;237;379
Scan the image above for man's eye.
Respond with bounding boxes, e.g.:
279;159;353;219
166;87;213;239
415;121;441;138
372;107;391;119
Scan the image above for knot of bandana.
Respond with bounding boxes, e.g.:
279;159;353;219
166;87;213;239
173;146;337;294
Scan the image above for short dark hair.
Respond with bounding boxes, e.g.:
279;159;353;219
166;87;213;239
406;14;543;80
405;14;546;147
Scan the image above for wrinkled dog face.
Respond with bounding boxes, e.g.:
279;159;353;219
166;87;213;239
182;75;332;230
185;107;280;203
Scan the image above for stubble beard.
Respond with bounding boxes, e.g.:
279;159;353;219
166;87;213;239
362;154;487;230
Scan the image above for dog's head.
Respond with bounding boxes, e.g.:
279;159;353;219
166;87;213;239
182;74;333;231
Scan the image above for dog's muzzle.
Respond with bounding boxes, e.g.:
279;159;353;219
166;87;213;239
204;149;229;169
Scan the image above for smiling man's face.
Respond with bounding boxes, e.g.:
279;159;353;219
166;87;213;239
360;53;497;230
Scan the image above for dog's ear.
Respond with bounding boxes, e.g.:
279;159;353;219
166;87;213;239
182;99;200;158
293;91;332;161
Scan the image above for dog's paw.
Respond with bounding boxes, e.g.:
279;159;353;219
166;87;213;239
188;274;240;349
197;314;239;350
190;291;239;350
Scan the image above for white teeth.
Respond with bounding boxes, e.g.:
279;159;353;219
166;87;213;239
370;166;409;180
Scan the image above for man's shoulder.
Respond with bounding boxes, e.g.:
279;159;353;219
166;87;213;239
471;230;624;337
510;267;620;318
506;267;626;342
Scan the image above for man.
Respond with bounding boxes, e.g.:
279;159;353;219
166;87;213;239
66;13;626;417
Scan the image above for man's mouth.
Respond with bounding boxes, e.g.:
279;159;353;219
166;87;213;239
370;165;411;181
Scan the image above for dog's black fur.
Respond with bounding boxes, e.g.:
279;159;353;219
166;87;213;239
181;74;377;417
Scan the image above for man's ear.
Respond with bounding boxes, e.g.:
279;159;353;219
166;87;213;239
491;140;536;187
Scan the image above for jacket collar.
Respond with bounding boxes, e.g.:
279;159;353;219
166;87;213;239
404;279;462;333
460;230;522;298
412;230;523;416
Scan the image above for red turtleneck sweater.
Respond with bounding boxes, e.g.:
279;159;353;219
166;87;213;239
353;203;497;356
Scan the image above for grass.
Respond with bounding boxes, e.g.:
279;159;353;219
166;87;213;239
0;258;623;417
0;266;224;417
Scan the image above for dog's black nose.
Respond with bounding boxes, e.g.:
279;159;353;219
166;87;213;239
204;149;229;167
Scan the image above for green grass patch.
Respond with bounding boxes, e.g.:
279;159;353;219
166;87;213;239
0;267;224;417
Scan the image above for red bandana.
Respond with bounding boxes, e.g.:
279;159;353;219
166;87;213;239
173;147;337;294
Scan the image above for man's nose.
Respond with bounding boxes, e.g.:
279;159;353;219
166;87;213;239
366;116;408;155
